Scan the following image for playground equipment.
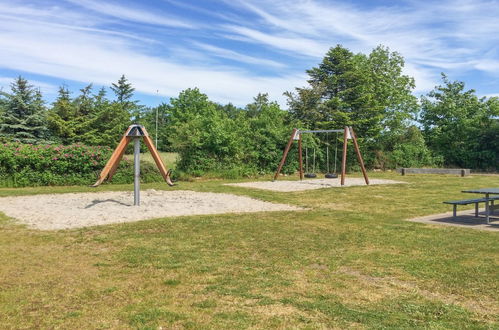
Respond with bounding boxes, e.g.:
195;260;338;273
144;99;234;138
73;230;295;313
303;131;340;179
273;127;369;186
92;124;174;205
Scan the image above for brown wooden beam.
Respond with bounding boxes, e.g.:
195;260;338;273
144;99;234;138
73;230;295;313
108;136;131;181
273;128;297;181
298;132;304;180
341;126;348;186
142;134;174;186
92;133;131;187
349;126;369;185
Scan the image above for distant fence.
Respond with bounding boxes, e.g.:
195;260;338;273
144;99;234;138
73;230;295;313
397;168;470;177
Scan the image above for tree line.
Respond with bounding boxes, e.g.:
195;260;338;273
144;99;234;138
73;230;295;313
0;44;497;175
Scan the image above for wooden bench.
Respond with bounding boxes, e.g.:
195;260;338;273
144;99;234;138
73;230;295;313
443;197;499;219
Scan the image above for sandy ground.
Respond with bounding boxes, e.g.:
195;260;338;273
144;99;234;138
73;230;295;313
226;178;406;192
0;190;302;230
408;209;499;231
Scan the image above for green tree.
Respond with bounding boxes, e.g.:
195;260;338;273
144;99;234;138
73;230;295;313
111;75;142;121
244;93;297;173
388;126;441;169
165;88;242;173
0;88;7;121
141;103;171;151
47;86;76;144
286;45;417;167
0;77;48;143
79;101;130;147
420;74;499;170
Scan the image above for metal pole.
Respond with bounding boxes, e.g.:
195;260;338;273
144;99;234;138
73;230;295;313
134;137;141;206
155;90;159;149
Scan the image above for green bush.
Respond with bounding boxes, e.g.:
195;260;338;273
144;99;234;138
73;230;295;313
0;142;162;187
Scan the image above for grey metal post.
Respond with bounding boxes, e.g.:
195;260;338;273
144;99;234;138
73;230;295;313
485;193;489;224
134;137;140;206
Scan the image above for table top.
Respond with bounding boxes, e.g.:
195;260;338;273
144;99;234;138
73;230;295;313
462;188;499;194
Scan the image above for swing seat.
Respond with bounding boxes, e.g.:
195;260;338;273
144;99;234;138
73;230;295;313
304;173;317;178
325;173;338;179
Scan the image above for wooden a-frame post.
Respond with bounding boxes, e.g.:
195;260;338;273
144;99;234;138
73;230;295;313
340;126;348;186
273;128;298;181
274;126;369;186
92;124;174;205
349;126;369;185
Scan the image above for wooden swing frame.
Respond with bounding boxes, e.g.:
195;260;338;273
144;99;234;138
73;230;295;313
273;126;369;185
92;124;174;187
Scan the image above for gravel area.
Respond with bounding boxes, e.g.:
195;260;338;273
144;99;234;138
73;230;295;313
226;178;406;192
0;190;302;230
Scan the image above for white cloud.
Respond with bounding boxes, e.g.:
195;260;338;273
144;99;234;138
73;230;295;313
191;42;286;68
0;9;303;106
1;0;499;107
225;0;499;93
65;0;196;29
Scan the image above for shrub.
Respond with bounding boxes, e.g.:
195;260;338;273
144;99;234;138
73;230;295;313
0;142;162;187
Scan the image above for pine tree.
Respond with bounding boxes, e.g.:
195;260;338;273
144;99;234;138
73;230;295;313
47;86;75;144
110;75;142;121
111;75;135;105
0;76;49;143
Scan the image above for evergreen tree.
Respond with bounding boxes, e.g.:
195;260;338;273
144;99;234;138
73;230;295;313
0;76;48;143
286;44;417;168
74;84;94;117
111;75;134;104
47;86;76;144
287;45;416;137
111;75;142;121
79;100;130;148
0;88;7;119
79;91;130;147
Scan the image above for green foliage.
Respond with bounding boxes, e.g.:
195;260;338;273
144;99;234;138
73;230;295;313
79;102;130;147
0;76;49;144
243;94;299;174
0;142;161;187
111;74;142;122
46;86;76;144
165;88;244;173
286;45;417;168
162;90;296;176
141;103;171;151
287;45;417;136
388;126;442;169
420;74;499;170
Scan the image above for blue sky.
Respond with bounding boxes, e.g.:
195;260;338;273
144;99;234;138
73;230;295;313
1;0;498;107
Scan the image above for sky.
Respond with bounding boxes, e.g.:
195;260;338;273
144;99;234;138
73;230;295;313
1;0;499;107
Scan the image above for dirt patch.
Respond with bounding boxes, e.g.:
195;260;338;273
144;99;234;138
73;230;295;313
226;178;406;192
0;190;302;230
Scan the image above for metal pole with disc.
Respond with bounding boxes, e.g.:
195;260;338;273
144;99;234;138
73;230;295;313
133;137;141;206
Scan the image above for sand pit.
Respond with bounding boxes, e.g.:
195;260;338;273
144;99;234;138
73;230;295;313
226;178;406;192
0;190;302;230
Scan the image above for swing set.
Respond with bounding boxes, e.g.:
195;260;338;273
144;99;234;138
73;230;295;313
273;126;369;186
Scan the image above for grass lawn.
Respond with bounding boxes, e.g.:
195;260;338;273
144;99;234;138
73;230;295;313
124;151;178;169
0;172;498;328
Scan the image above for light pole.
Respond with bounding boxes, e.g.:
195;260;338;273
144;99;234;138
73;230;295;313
155;90;159;149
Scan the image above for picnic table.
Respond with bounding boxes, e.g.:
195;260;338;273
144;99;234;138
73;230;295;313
462;188;499;224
